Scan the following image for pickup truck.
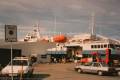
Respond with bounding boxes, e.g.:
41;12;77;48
1;57;33;77
75;62;120;76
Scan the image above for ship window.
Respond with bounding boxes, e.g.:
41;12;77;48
116;45;120;48
119;45;120;47
101;45;103;48
91;45;94;48
108;44;110;48
94;45;97;48
104;44;107;48
41;55;47;58
98;45;100;48
109;44;115;49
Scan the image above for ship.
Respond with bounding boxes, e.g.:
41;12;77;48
19;25;49;42
65;14;120;66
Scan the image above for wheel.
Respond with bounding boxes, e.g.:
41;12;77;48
26;72;32;77
26;70;33;77
118;71;120;76
113;72;117;76
77;68;82;73
98;71;103;76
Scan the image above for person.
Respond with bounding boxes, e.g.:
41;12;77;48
54;58;57;63
51;57;54;63
62;58;66;63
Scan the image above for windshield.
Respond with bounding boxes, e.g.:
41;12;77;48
101;62;108;67
9;60;28;66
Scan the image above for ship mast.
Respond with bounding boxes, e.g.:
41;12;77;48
34;23;41;40
37;24;40;39
91;12;96;40
54;14;57;36
91;13;95;35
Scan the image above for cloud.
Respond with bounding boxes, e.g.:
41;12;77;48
0;0;120;39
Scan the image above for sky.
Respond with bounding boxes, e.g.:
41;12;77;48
0;0;120;40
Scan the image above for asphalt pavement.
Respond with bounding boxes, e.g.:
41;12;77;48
33;63;120;80
0;63;119;80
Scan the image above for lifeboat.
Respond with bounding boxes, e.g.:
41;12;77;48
53;35;67;43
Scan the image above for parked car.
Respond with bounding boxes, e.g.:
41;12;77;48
1;57;33;77
74;62;120;76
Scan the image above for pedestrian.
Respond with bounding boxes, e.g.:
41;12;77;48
62;58;66;64
51;57;54;63
54;58;57;63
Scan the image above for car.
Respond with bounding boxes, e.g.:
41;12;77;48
74;62;120;76
1;57;34;77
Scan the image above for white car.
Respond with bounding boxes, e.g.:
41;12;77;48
1;57;33;77
75;62;120;76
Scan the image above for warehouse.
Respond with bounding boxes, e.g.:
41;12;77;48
0;40;55;67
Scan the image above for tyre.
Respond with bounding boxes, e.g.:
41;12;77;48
118;71;120;76
77;68;82;73
26;70;33;77
98;71;103;76
112;73;117;76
